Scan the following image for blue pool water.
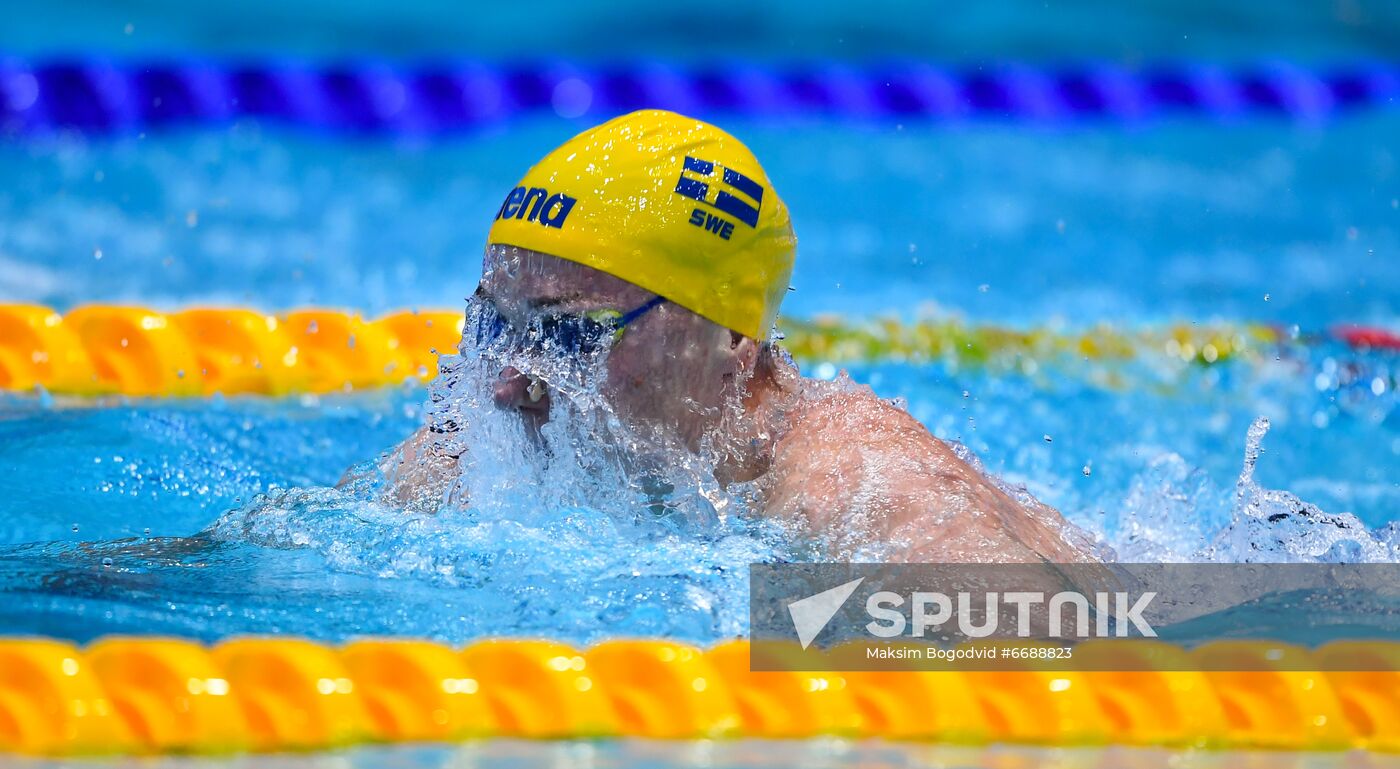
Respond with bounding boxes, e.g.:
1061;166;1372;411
3;0;1398;61
1;110;1399;645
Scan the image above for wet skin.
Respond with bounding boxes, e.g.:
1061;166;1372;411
380;247;1099;565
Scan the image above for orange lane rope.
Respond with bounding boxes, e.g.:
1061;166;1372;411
0;636;1396;756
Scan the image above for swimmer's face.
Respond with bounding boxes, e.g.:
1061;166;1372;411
475;246;758;449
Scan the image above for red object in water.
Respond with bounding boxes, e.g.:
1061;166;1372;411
1333;324;1400;351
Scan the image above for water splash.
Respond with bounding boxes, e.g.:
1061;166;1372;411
1206;416;1396;563
200;276;800;640
405;292;758;531
1110;415;1397;564
1110;452;1221;562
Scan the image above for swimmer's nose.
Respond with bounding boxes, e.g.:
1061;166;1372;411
494;366;551;418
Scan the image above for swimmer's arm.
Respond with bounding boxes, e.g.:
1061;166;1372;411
385;426;462;510
338;426;461;511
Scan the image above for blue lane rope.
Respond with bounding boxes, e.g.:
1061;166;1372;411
1;59;1397;135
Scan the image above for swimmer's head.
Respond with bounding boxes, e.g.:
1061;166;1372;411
474;111;797;453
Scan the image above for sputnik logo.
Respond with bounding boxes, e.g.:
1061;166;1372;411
787;577;864;650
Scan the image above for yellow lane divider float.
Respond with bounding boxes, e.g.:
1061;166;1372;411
0;304;1284;398
779;315;1280;370
0;637;1396;756
0;304;463;397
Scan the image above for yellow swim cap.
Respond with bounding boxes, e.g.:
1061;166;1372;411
486;109;796;340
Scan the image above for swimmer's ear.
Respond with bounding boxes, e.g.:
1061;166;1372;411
728;333;760;374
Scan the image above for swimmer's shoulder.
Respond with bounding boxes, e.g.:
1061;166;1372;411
762;375;980;511
759;376;969;539
763;378;942;502
773;376;936;457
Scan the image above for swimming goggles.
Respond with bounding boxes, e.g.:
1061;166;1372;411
471;289;667;357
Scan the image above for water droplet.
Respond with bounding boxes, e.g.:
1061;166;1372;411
71;524;80;533
93;248;103;260
1263;293;1271;302
978;284;990;293
102;557;113;568
1082;465;1092;477
1043;434;1053;443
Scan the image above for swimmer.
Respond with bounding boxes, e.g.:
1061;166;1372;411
375;110;1099;565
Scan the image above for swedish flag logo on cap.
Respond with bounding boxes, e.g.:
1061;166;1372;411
673;156;765;228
